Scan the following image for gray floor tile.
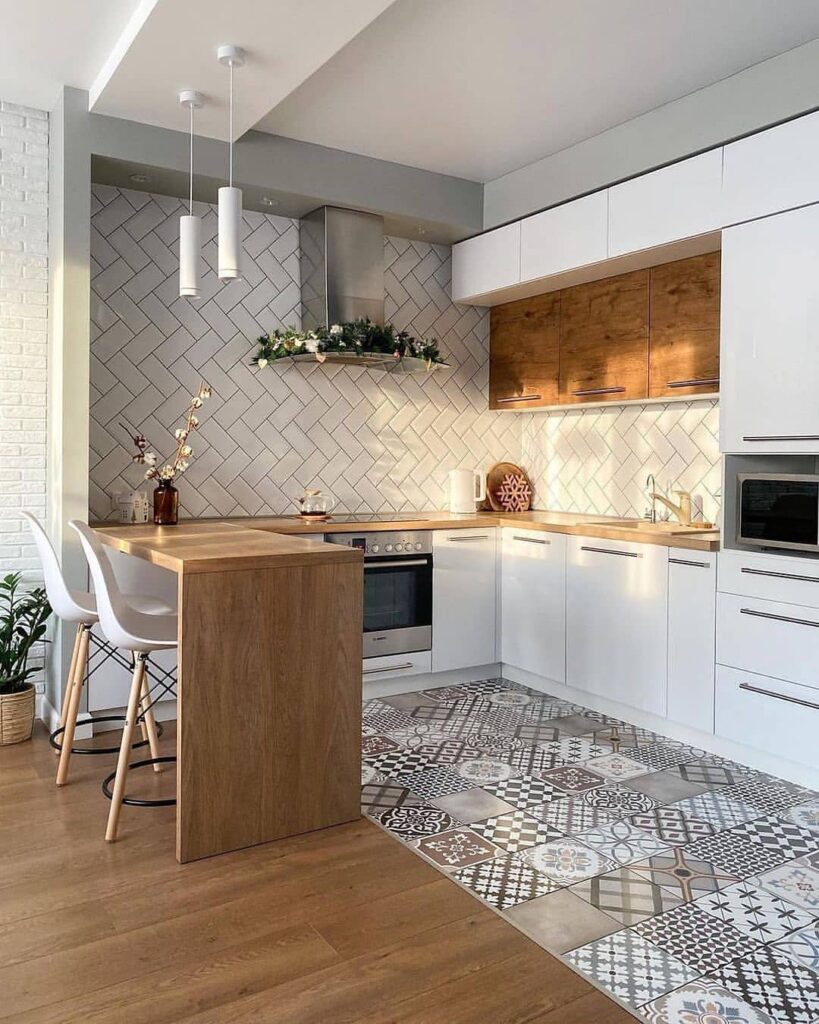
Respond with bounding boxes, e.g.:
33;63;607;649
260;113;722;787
624;769;711;805
429;787;516;823
505;888;622;954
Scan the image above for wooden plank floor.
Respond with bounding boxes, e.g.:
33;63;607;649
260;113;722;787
0;724;634;1024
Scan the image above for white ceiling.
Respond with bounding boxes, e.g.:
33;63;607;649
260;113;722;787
0;0;144;110
256;0;819;182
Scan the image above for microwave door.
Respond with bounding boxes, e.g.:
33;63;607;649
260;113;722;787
739;475;819;552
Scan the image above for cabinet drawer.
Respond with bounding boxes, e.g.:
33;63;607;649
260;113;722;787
717;592;819;690
715;664;819;769
362;651;432;680
718;548;819;610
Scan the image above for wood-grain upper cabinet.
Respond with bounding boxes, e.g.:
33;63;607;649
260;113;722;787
558;269;649;404
648;252;720;398
489;293;559;409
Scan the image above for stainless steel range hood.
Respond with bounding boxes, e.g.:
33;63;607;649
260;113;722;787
300;206;385;330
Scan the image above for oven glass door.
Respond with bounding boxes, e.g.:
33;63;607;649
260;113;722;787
363;555;432;656
740;477;819;549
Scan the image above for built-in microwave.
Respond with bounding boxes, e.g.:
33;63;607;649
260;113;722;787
737;473;819;553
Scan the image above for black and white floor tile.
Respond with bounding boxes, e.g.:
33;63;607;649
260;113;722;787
361;679;819;1022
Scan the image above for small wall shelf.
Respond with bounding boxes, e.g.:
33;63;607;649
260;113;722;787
282;353;450;376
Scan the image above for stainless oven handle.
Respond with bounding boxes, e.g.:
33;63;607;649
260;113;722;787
445;534;491;542
741;567;819;584
365;559;429;569
739;681;819;711
740;607;819;628
363;662;415;676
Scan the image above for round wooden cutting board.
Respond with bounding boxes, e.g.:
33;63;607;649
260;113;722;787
483;462;533;512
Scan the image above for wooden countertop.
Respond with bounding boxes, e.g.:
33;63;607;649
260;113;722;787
97;509;719;560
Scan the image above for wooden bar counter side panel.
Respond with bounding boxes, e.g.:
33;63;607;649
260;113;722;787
177;560;363;863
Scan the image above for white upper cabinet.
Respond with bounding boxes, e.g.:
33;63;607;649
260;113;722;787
723;110;819;226
566;536;668;716
501;528;566;683
720;204;819;453
451;222;520;304
432;530;497;672
520;192;608;284
608;149;724;258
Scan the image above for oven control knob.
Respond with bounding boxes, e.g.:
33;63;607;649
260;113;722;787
370;544;379;553
385;544;393;552
394;542;403;552
415;542;422;551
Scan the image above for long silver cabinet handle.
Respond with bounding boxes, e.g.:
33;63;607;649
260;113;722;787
512;535;550;545
363;662;415;675
572;386;625;397
367;559;429;569
739;681;819;711
497;394;542;404
446;534;490;542
741;567;819;584
581;545;641;558
742;434;819;441
669;557;710;567
739;607;819;628
666;378;719;388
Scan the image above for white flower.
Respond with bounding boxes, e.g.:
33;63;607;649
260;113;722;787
175;428;188;441
257;358;268;369
199;384;212;399
159;465;175;480
177;460;189;472
189;415;199;427
180;445;193;457
145;467;157;480
191;396;203;408
304;338;320;354
144;452;158;467
329;324;342;336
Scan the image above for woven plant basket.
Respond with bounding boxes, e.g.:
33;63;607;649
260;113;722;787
0;684;35;745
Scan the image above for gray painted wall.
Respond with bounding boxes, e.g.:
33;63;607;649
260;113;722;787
484;36;819;229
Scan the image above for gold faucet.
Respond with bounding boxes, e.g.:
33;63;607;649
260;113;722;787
650;489;693;526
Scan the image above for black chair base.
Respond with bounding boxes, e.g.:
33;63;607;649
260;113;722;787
101;756;177;807
49;715;164;756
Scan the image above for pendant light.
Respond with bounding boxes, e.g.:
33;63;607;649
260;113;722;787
217;44;245;280
178;90;203;298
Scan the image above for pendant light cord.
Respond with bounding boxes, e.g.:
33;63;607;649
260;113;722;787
188;102;194;215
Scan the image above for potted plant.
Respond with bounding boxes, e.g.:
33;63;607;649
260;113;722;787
0;572;51;745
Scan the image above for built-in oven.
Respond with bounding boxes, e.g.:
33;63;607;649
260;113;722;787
737;473;819;553
325;530;433;657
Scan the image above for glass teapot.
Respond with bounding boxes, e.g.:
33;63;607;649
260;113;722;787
295;488;337;518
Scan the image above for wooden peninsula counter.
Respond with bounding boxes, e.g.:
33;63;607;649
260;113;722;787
95;522;363;863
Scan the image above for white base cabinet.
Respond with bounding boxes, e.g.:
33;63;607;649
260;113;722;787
432;530;497;672
501;528;566;682
566;536;668;716
667;550;717;733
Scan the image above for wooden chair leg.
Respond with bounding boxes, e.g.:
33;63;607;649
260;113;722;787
56;625;90;786
105;655;146;843
140;672;162;773
55;624;83;754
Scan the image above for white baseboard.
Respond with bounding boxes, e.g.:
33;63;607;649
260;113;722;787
37;697;94;741
502;663;819;791
364;663;502;700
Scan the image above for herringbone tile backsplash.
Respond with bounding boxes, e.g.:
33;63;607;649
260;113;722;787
89;185;720;523
88;185;518;519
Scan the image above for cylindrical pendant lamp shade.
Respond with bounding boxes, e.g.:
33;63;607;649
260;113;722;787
218;186;242;280
179;214;202;297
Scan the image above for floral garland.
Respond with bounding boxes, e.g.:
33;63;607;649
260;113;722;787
251;318;444;369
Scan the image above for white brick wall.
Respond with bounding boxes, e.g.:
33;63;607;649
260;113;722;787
0;100;48;578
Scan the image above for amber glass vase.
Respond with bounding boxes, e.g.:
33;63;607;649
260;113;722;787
153;480;179;526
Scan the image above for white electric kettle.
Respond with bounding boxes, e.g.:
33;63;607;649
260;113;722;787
449;469;486;514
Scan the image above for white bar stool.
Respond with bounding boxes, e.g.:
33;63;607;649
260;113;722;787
23;512;171;786
71;521;178;842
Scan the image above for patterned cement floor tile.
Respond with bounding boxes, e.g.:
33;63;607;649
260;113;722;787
376;804;459;840
483;773;564;809
532;794;620;835
684;832;789;880
361;762;383;785
576;819;671;867
639;979;778;1024
410;703;482;724
720;777;812;816
521;838;616;886
786;799;819;834
429;787;516;824
710;944;819;1024
431;714;496;739
584;783;659;818
361;734;401;758
698;881;816;942
393;765;475;801
580;726;659;753
485;688;536;707
384;723;450;749
583;752;653;782
414;828;500;869
518;701;588;723
624;770;712;806
410;740;484;764
361;706;414;733
565;929;698;1008
633;903;761;975
469;809;565;853
617;743;699;772
453;852;559;910
505;744;569;775
454;758;519;786
669;791;761;831
571;866;684;926
418;685;469;704
462;731;526;758
771;921;819;973
361;780;422;815
727;816;818;862
537;736;607;766
670;760;744;787
539;764;607;794
756;860;819;913
628;805;717;847
366;748;436;777
629;849;740;902
508;722;562;744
